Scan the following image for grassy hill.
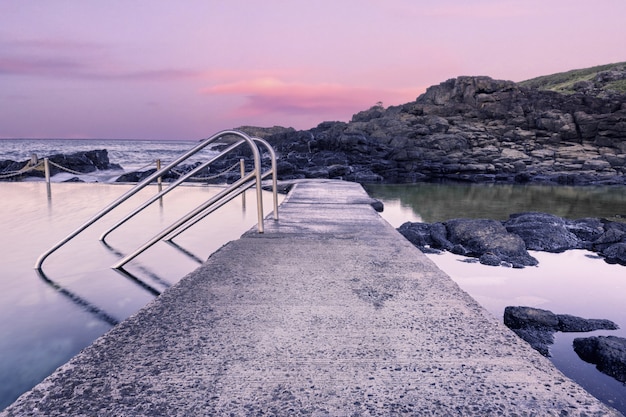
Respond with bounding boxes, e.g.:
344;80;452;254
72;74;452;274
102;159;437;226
518;62;626;94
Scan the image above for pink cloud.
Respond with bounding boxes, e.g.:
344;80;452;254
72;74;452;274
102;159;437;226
421;1;530;19
0;55;203;81
202;78;417;119
0;56;86;77
0;37;203;81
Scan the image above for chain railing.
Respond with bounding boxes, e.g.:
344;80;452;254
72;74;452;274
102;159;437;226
2;153;250;199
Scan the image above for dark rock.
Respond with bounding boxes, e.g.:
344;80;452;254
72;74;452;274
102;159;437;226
504;306;619;357
444;218;537;267
397;222;439;248
508;328;555;357
478;252;504;266
592;225;626;251
602;242;626;265
397;222;453;252
504;306;559;331
115;169;158;183
504;212;581;252
564;217;606;244
398;212;626;268
557;315;618;332
573;336;626;383
1;149;122;181
254;72;626;186
369;199;384;212
276;160;298;177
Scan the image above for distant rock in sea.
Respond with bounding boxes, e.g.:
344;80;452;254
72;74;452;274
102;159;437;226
0;149;121;181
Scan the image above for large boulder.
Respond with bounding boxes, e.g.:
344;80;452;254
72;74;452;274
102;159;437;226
504;306;618;356
445;218;537;267
48;149;121;173
573;336;626;383
0;150;122;181
504;212;581;252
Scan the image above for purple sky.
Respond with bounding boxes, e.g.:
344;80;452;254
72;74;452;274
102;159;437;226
1;1;625;140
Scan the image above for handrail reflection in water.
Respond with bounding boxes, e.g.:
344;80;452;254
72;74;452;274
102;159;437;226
36;269;120;327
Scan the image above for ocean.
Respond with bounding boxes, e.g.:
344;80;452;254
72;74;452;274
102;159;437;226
0;138;213;183
1;138;626;414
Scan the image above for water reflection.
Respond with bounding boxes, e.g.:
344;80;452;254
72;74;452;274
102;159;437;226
35;269;120;326
365;183;626;223
0;182;280;410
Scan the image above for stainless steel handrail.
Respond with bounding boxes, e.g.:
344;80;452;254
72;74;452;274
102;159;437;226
163;137;280;241
255;137;279;222
112;170;259;269
99;139;246;243
35;129;270;271
163;161;275;242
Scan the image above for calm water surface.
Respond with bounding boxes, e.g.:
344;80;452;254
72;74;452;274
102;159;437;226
0;182;279;410
365;182;626;414
2;180;626;413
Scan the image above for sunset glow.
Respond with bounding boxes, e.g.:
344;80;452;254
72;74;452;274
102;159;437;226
1;0;625;139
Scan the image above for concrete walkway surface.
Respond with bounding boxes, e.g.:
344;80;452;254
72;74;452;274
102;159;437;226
2;180;622;416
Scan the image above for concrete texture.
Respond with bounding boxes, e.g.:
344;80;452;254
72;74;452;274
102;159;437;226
2;180;622;416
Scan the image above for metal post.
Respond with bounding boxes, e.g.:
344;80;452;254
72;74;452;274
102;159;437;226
156;159;163;191
156;159;163;206
44;158;51;199
240;158;246;208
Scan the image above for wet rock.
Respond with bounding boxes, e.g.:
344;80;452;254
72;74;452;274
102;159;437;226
504;212;581;252
504;306;619;357
573;336;626;383
399;212;626;268
564;217;606;244
369;199;384;212
1;150;122;181
478;252;504;266
48;149;121;174
602;242;626;265
504;306;560;331
115;169;158;183
398;218;537;267
445;218;537;267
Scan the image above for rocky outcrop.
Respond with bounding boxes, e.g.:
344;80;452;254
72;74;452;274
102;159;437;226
573;336;626;383
398;212;626;267
0;150;121;180
504;306;619;356
254;72;626;185
398;218;537;267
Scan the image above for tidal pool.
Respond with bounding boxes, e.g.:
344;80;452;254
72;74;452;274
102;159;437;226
365;182;626;414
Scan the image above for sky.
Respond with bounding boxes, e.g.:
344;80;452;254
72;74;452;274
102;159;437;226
1;1;625;140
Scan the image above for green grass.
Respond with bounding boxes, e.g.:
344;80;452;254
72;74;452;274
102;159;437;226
606;79;626;92
518;62;626;94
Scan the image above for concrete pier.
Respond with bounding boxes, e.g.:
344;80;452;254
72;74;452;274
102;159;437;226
2;180;622;416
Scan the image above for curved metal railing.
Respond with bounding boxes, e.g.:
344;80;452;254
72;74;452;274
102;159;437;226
35;130;278;271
